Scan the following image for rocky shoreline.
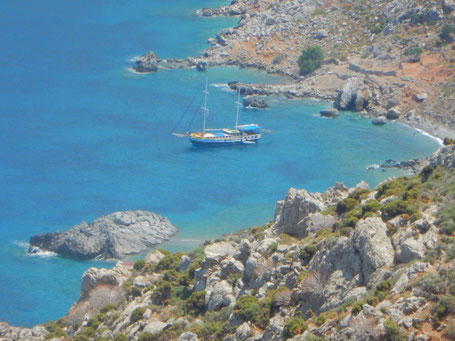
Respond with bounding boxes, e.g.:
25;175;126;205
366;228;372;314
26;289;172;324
133;0;455;140
3;145;455;341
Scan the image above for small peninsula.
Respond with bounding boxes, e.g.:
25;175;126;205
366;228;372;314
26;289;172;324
29;211;177;260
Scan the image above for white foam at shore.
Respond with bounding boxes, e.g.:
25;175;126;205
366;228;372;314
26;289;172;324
13;240;58;258
413;127;443;145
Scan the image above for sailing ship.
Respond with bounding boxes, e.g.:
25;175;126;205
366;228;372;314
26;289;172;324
173;79;262;146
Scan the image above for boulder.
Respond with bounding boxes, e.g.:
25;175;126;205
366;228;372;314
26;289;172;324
386;108;401;120
352;218;395;283
178;332;199;341
314;29;329;40
320;108;339;118
205;279;235;311
443;0;455;13
143;321;167;335
243;96;269;109
272;188;326;236
29;211;177;259
372;117;387;125
145;250;166;264
413;93;427;103
396;235;426;263
204;242;236;263
265;17;276;26
80;263;131;299
179;255;191;272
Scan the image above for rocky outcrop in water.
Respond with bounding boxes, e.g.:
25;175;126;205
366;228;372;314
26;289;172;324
133;51;160;73
29;211;177;259
242;95;268;109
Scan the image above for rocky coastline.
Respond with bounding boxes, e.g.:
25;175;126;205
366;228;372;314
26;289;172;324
3;145;455;341
29;210;177;260
133;0;455;140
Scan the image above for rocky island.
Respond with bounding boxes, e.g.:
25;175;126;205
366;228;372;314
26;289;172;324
2;145;455;340
29;211;178;260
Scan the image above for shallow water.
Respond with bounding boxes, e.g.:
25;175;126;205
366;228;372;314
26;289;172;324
0;0;440;327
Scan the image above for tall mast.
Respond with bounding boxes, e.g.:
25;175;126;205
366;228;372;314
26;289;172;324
202;78;209;134
235;88;241;127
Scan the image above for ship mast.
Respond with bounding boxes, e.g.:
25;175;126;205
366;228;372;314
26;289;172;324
235;88;241;127
202;78;209;135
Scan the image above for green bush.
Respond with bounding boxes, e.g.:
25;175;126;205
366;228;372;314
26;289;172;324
362;200;381;216
441;24;455;43
235;296;261;322
298;46;324;75
283;318;308;338
349;188;370;201
421;165;434;183
130;307;146;324
134;259;145;271
152;280;172;304
131;286;142;298
299;245;316;263
138;332;156;341
114;334;128;341
381;199;412;219
410;273;446;295
191;321;235;341
336;198;358;215
433;295;455;320
100;304;117;314
185;291;206;316
351;302;362;315
43;321;67;340
403;47;423;56
444;137;455;146
383;319;406;341
268;241;279;253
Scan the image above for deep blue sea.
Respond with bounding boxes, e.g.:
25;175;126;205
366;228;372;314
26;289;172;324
0;0;440;327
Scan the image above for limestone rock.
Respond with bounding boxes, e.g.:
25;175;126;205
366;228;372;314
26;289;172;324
29;211;177;259
178;332;199;341
145;250;166;264
179;255;191;272
205;279;235;311
272;188;326;236
204;242;236;263
429;145;455;169
352;218;395;283
334;78;370;111
143;321;167;335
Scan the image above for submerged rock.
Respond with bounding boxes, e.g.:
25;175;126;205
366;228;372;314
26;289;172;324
29;211;177;259
320;108;339;118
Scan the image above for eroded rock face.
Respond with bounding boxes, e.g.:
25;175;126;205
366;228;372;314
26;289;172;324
29;211;177;259
272;188;326;236
352;218;394;283
243;95;269;109
334;78;370;111
430;145;455;169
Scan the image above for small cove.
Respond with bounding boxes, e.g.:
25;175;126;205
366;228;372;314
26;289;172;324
0;0;440;327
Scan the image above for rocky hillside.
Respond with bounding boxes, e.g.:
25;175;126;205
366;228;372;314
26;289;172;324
134;0;455;139
2;145;455;341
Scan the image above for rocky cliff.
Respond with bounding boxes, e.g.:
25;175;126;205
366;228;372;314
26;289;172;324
3;145;455;341
29;210;177;259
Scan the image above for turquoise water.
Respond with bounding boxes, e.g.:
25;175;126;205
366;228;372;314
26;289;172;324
0;0;440;327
